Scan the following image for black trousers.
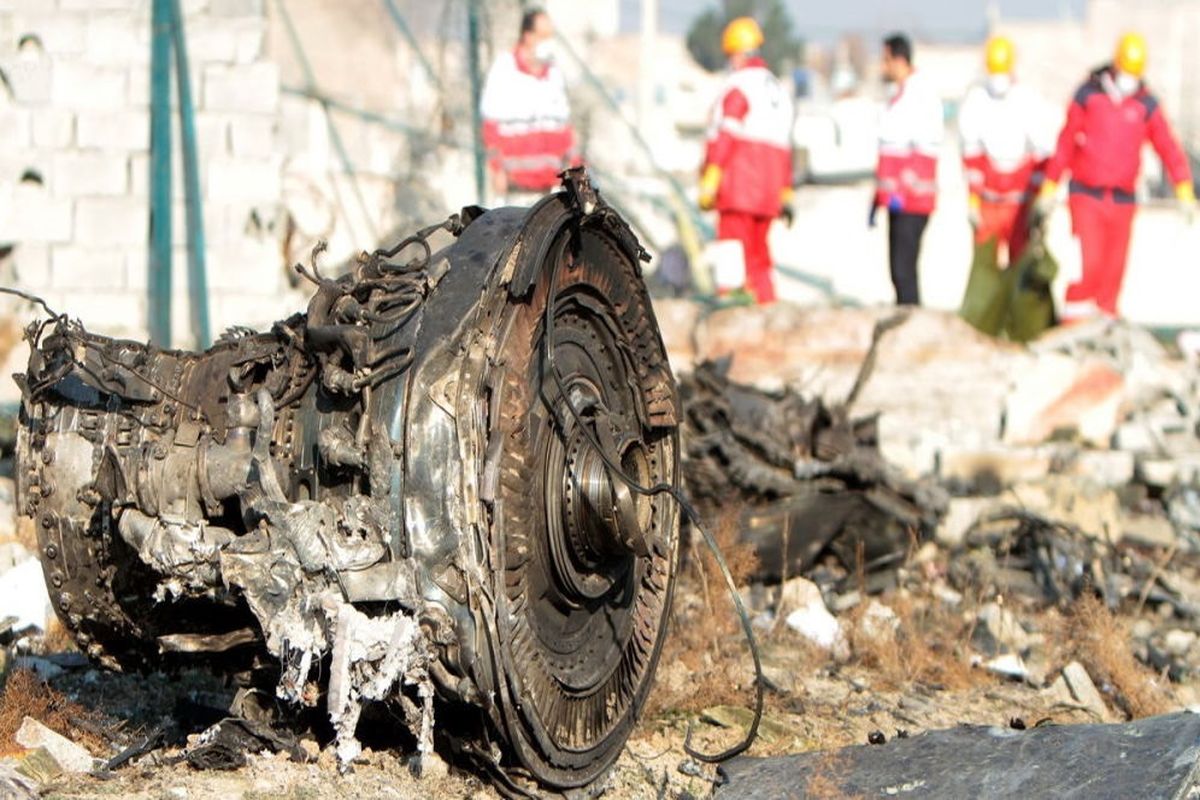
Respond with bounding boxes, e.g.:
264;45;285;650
887;211;929;305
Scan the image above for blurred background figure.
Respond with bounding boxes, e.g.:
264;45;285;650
872;32;942;306
1037;31;1196;322
958;35;1056;337
480;7;580;205
699;15;795;305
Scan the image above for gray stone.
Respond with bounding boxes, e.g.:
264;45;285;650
1122;513;1178;550
717;711;1200;799
1061;661;1108;720
975;602;1038;655
15;717;96;773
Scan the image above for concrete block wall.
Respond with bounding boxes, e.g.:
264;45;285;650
0;0;298;348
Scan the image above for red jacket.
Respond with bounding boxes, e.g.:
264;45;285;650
703;58;794;217
1046;67;1192;198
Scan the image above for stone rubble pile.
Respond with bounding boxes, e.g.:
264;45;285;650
661;299;1200;701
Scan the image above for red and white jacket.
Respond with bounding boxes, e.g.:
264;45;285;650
876;71;943;215
959;82;1053;203
1045;66;1192;200
480;49;579;191
703;57;794;217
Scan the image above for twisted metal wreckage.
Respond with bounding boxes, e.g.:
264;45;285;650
13;170;706;791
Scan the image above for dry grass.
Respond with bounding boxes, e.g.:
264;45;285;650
844;595;981;693
646;509;766;716
0;668;109;756
1058;594;1173;719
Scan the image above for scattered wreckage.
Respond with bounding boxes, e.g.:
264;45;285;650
12;170;682;791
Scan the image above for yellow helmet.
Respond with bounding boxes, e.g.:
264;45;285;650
1115;31;1148;77
722;17;764;56
985;35;1015;75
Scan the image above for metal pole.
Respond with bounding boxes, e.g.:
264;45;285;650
148;0;173;347
466;0;486;204
169;0;211;349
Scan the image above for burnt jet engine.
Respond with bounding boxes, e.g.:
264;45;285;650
14;170;680;790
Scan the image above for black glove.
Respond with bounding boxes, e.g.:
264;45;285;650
780;204;795;227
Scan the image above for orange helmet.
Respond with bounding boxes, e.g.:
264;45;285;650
985;35;1015;75
722;17;764;56
1115;31;1148;77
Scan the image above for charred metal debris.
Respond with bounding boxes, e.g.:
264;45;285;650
13;169;688;792
680;359;947;590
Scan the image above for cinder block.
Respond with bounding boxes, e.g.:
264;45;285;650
12;242;51;288
32;109;74;148
124;249;147;290
127;151;147;197
6;58;52;104
277;95;312;153
233;27;263;64
186;21;237;63
210;288;299;335
202;62;278;113
207;0;264;17
10;185;72;243
205;236;280;291
0;1;68;14
205;156;280;202
75;196;146;246
84;14;146;67
51;245;127;290
61;289;145;338
51;63;127;110
228;115;276;157
59;0;140;11
127;65;148;106
10;14;86;54
76;110;148;150
194;113;229;158
52;152;128;196
0;107;32;150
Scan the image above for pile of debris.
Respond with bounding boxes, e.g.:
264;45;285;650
679;358;945;590
661;301;1200;711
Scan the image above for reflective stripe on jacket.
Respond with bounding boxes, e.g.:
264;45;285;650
480;50;579;191
703;58;794;217
876;71;943;215
959;82;1052;202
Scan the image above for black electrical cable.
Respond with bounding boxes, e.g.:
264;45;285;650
540;231;764;764
1;286;207;418
0;285;62;317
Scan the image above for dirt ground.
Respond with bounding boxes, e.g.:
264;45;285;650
7;546;1184;800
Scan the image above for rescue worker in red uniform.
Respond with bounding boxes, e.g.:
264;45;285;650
699;17;795;304
873;33;943;305
480;8;580;203
1038;32;1196;320
959;36;1051;276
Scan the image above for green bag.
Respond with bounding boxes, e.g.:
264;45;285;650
960;238;1018;336
959;226;1057;343
1006;228;1058;343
